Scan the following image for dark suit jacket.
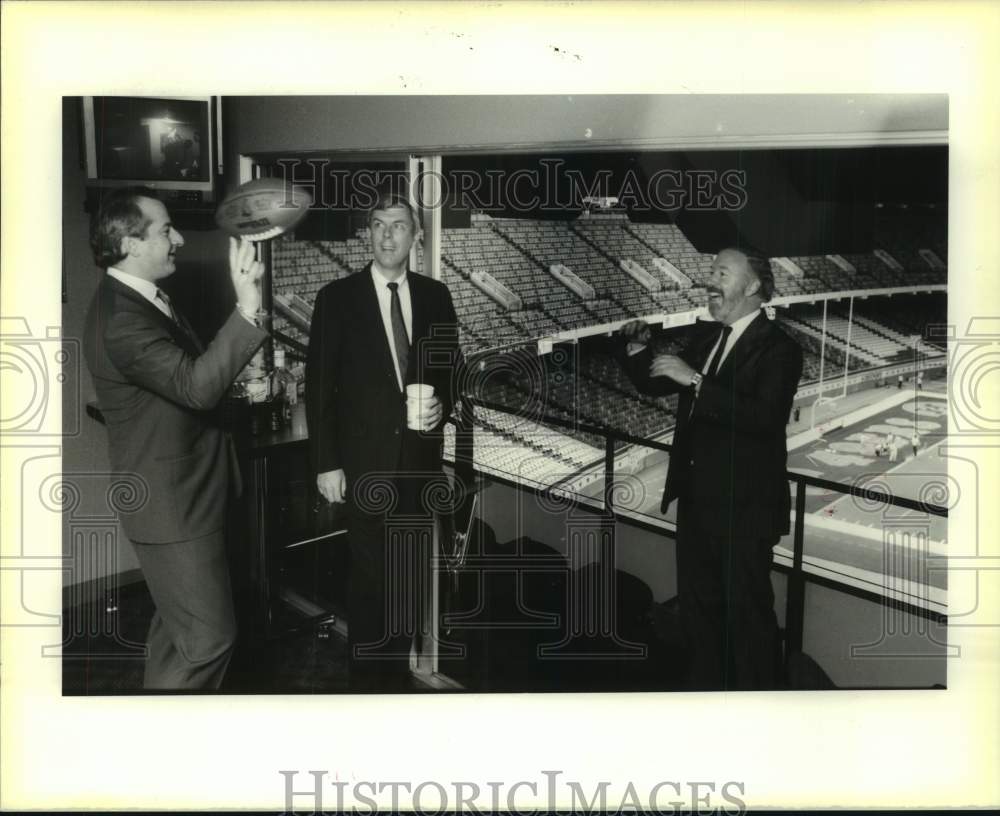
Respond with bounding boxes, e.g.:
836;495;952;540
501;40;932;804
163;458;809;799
83;275;267;543
622;311;803;538
305;264;462;506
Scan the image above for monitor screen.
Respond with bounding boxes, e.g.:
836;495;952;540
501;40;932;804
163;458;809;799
82;96;216;198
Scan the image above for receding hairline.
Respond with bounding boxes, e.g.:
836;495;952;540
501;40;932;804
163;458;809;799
367;201;420;230
714;247;750;265
716;247;766;278
370;204;415;221
718;247;776;302
131;194;164;234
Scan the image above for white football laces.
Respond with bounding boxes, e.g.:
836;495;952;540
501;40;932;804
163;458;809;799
240;225;284;242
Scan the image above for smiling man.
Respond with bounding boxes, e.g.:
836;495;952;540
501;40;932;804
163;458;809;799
306;191;462;691
618;248;803;690
83;187;268;689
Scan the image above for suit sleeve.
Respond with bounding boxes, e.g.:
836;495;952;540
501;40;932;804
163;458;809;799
692;335;803;436
617;343;690;398
305;285;342;474
105;308;266;411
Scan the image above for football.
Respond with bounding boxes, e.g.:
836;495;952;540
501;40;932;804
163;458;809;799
214;177;313;241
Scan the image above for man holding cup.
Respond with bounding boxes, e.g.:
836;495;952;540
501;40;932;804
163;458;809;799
306;191;461;690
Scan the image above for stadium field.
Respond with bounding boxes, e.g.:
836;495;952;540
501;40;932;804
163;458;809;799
788;391;948;520
576;389;948;591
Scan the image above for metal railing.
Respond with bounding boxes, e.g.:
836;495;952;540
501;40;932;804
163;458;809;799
453;393;949;661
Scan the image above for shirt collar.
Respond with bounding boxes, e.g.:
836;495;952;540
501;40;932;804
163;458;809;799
371;262;408;290
722;308;761;345
107;267;160;303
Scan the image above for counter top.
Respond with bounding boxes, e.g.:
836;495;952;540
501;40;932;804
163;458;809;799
86;400;309;455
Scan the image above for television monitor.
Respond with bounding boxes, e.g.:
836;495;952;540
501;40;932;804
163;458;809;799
82;95;219;203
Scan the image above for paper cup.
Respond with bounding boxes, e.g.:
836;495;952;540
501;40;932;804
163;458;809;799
406;383;435;430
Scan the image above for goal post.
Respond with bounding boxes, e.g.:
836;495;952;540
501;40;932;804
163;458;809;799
810;394;845;433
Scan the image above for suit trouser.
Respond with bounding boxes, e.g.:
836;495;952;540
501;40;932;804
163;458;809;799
675;502;780;690
131;530;237;690
345;476;435;689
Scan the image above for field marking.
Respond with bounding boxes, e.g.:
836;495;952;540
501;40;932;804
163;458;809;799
817;435;946;519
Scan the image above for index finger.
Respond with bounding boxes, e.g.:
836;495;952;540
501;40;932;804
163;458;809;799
239;238;255;270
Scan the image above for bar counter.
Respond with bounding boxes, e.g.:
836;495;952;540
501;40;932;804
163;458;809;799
87;401;348;639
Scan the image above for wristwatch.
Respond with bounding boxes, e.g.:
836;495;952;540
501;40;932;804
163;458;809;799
237;303;268;328
689;371;704;389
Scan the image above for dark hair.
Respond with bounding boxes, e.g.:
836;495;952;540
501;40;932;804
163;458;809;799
367;190;421;231
89;186;158;269
744;254;775;302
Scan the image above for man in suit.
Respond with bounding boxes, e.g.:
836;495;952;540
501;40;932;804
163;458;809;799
619;248;803;690
83;187;268;690
306;192;462;691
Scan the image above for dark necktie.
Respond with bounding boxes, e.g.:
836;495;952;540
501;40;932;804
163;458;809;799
704;323;733;378
387;281;409;387
155;288;179;324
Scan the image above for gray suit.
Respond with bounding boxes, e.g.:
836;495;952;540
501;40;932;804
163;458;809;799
84;275;267;688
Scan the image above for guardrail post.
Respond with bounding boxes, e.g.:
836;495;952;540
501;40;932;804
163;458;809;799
457;394;949;680
785;478;807;659
602;434;616;517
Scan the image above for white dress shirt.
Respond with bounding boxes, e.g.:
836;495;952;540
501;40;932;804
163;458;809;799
108;266;262;329
371;263;413;391
107;267;174;321
699;308;761;374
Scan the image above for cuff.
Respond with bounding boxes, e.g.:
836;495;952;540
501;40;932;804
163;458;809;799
236;304;267;328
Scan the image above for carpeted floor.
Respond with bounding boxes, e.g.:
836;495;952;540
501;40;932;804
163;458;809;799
61;578;685;696
62;532;687;696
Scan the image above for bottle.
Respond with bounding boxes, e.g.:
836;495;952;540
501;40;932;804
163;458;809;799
271;348;297;430
244;349;271;404
240;349;271;436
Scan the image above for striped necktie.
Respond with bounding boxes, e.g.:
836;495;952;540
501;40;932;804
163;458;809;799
387;281;409;388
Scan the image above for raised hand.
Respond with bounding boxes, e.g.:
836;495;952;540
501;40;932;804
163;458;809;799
650;354;697;385
229;237;264;315
620;319;652;346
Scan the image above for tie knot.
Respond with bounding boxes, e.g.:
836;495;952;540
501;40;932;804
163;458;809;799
155;288;179;324
719;324;733;340
387;282;398;293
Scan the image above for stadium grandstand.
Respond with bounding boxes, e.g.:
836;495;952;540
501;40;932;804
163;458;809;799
270;197;948;687
63;95;954;696
272;210;947;468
